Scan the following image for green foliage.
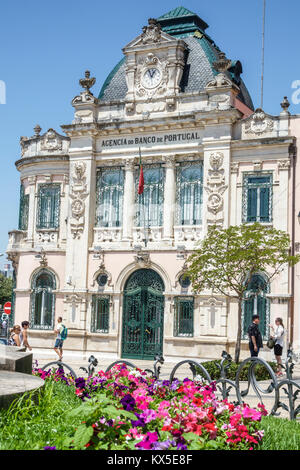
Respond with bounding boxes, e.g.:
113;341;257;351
186;223;300;298
186;223;300;363
0;379;81;450
64;392;137;450
258;416;300;450
198;360;277;381
0;273;13;307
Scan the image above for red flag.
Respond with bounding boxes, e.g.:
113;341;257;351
138;165;144;195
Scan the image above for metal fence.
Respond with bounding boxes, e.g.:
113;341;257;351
41;349;300;421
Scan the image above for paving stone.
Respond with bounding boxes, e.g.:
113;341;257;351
0;370;44;409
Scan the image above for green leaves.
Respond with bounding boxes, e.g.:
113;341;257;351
186;223;300;299
72;424;94;448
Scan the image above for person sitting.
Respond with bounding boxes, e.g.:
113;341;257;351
8;325;21;347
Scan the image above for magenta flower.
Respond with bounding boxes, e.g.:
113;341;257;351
135;432;159;450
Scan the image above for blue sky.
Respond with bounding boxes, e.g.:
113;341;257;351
0;0;299;267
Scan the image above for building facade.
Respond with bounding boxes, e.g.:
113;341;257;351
7;7;299;360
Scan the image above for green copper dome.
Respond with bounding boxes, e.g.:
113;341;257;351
98;6;254;110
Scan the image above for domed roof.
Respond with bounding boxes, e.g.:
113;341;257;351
98;6;254;111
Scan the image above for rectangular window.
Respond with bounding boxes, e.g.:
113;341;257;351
176;162;203;225
18;184;29;230
174;296;194;337
136;165;164;227
96;168;123;227
91;295;110;333
243;174;272;223
37;184;60;229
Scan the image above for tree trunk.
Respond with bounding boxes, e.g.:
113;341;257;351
234;299;243;364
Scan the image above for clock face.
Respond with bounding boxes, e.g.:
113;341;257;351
142;68;162;89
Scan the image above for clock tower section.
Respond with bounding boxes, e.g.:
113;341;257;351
123;18;187;115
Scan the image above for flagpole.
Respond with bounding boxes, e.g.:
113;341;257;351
260;0;266;109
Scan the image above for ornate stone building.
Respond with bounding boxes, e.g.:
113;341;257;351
7;7;299;360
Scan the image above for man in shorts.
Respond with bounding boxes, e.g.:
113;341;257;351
54;316;64;361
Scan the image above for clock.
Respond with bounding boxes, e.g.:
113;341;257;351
142;68;162;89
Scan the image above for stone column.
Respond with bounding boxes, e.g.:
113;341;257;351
64;151;96;334
27;175;37;245
163;156;176;241
122;159;135;241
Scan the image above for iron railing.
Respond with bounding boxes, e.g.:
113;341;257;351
41;350;300;421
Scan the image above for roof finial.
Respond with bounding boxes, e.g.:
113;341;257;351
280;96;290;114
79;70;96;94
34;124;41;136
213;51;231;74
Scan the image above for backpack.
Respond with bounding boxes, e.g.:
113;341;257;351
60;324;68;341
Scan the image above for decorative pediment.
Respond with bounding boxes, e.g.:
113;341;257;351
20;126;69;158
242;108;275;138
123;18;176;51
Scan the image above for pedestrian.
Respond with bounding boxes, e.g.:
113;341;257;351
20;321;32;351
269;317;285;377
8;325;21;347
248;315;263;357
54;316;67;361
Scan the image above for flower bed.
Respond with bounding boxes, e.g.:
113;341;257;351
33;365;267;450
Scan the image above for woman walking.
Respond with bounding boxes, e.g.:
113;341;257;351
269;317;285;377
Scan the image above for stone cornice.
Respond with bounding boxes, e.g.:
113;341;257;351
15;154;69;170
61;108;241;138
231;136;294;150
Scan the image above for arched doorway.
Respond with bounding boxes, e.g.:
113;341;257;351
121;269;164;360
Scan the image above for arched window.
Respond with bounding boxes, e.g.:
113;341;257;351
30;270;56;329
243;274;269;339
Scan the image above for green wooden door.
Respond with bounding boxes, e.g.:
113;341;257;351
122;269;164;360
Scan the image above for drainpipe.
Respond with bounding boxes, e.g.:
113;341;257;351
290;141;297;349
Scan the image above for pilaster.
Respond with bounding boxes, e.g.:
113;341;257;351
163;156;176;241
122;159;135;241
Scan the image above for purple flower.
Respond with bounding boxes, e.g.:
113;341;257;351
177;442;187;450
44;446;56;450
131;413;146;428
120;394;136;411
75;377;86;389
152;440;173;450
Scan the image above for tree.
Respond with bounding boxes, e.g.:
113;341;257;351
0;273;13;308
185;223;300;363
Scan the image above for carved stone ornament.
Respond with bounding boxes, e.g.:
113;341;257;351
65;293;84;304
79;70;96;94
134;250;151;267
40;128;63;152
7;252;19;271
206;52;233;89
72;70;98;106
206;74;233;89
69;161;89;239
278;159;291;170
204;152;228;226
141;18;162;44
244;108;274;135
230;162;239;174
209;152;223;171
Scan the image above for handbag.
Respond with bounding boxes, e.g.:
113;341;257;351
267;337;275;349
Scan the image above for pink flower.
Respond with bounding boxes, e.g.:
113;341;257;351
135;432;159;450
